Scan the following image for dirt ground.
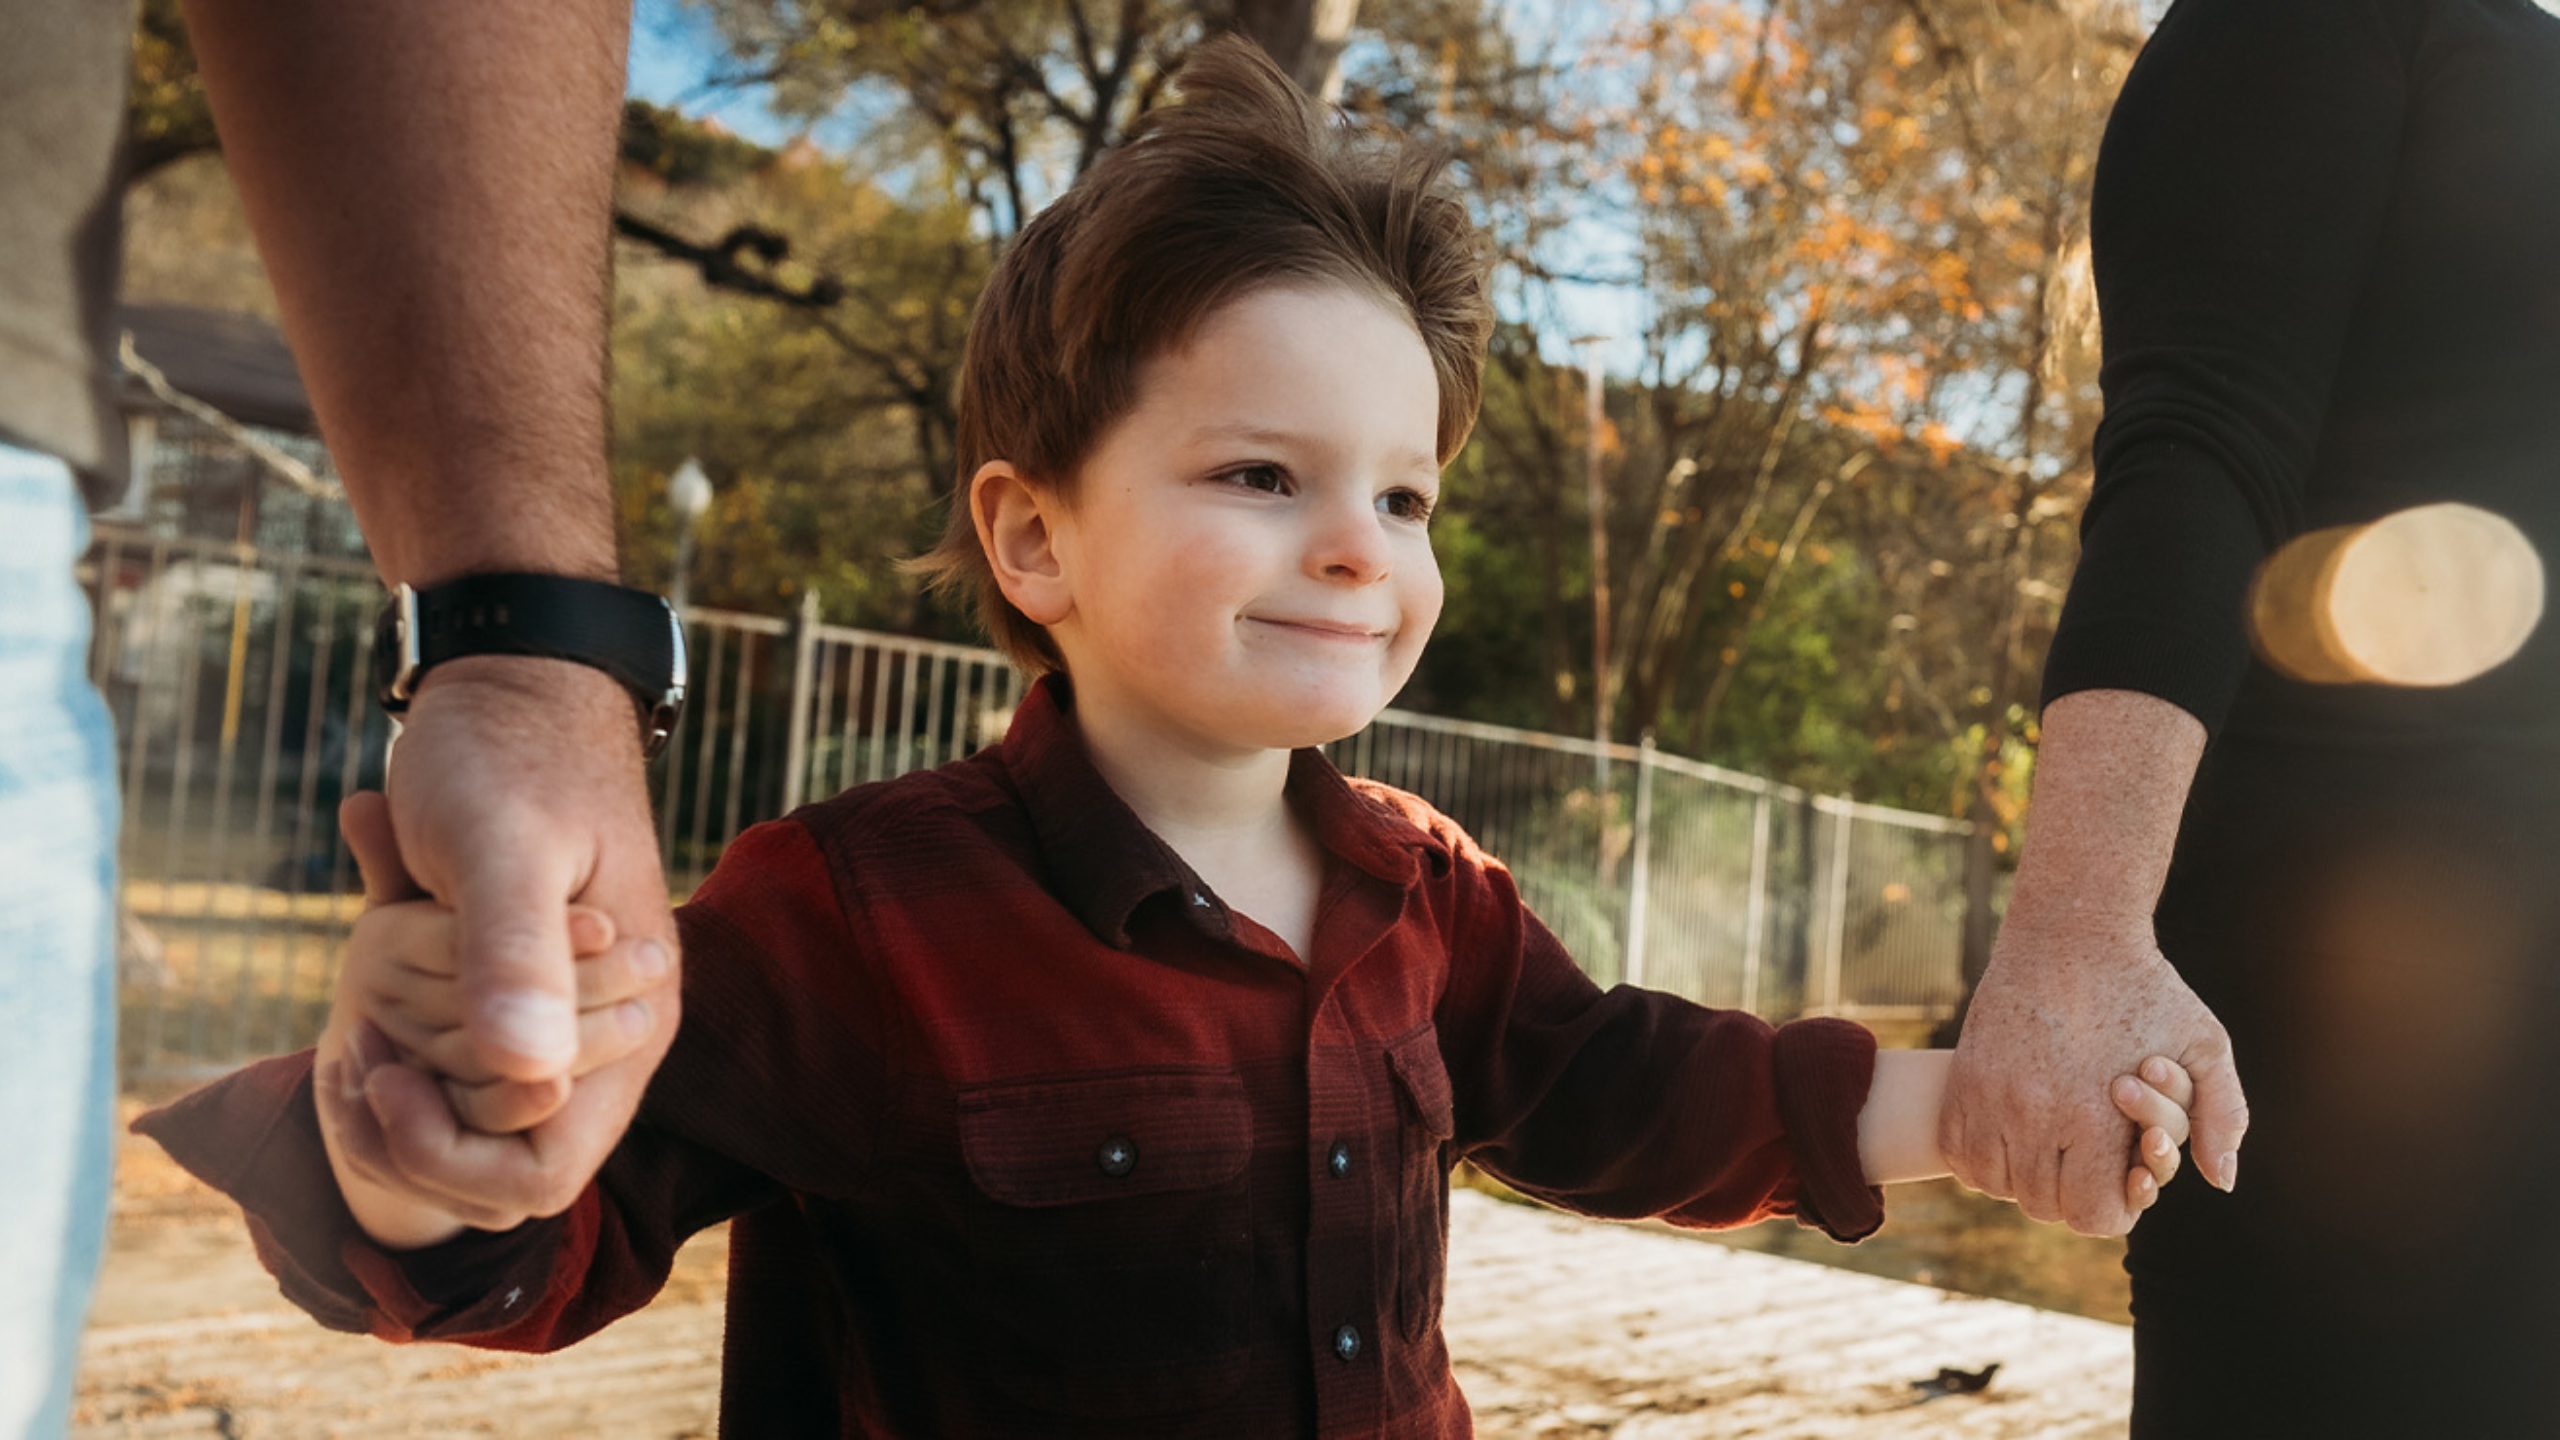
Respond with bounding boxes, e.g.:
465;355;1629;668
76;1096;2133;1438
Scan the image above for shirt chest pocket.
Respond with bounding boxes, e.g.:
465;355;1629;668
957;1071;1255;1419
1386;1024;1457;1341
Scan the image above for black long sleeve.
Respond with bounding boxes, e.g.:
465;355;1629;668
2041;0;2560;744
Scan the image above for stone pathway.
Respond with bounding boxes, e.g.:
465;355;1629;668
74;1148;2132;1438
1440;1194;2132;1438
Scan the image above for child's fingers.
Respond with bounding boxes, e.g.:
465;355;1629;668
366;993;474;1074
2139;1123;2183;1189
350;902;460;981
2112;1074;2190;1209
572;936;674;1013
567;904;616;958
441;1072;574;1136
568;994;659;1079
2112;1073;2194;1152
428;995;658;1130
362;906;606;999
2126;1163;2161;1214
390;990;652;1089
2138;1055;2197;1114
441;987;652;1133
359;932;662;1079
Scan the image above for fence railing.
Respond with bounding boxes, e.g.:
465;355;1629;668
82;527;1976;1086
1327;712;1971;1022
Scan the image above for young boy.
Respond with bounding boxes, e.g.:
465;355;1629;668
138;38;2193;1438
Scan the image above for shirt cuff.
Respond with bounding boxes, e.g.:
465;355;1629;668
131;1051;571;1341
1768;1018;1884;1243
2039;457;2271;740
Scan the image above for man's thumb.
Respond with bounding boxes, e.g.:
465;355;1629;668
2182;1043;2250;1192
449;863;582;1083
339;792;423;906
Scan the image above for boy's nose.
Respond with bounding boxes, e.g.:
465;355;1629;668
1307;499;1392;584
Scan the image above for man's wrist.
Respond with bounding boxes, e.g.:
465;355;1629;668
407;655;644;758
368;488;619;594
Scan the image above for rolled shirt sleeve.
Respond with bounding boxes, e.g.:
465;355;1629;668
129;818;863;1351
130;1054;584;1343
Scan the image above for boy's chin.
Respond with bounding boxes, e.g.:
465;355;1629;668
1236;688;1392;752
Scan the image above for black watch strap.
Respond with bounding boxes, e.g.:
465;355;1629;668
373;574;689;758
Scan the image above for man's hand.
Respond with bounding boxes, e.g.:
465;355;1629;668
314;654;680;1234
1941;906;2249;1236
379;655;678;1093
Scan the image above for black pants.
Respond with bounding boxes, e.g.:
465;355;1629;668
2128;734;2560;1438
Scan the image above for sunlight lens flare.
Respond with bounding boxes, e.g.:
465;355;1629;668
2250;503;2544;687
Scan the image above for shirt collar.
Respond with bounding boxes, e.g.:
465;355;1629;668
1000;674;1427;949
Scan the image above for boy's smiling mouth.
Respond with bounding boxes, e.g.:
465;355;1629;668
1244;615;1391;644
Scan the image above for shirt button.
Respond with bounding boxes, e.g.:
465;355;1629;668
1328;1141;1352;1178
1333;1324;1362;1362
1096;1137;1138;1178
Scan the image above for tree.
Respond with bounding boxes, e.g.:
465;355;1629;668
1553;0;2140;1002
609;121;990;625
1867;0;2142;1019
683;0;1368;242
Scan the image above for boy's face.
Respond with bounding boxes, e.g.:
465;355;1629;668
1040;282;1446;754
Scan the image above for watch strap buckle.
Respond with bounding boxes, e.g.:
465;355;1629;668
377;583;425;713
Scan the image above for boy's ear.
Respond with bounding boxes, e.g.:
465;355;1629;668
969;460;1072;626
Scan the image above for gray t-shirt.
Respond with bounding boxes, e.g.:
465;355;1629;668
0;0;134;508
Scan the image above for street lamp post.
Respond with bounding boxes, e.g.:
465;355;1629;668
1571;336;1613;790
669;457;713;616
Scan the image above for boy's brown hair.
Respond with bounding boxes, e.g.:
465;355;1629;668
913;35;1495;675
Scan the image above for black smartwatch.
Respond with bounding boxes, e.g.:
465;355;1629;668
372;574;689;758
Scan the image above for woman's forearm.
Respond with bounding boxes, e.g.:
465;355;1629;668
2004;689;2209;932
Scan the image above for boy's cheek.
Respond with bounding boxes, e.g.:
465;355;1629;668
1396;568;1446;663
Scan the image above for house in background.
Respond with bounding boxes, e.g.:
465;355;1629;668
108;301;363;561
87;304;389;938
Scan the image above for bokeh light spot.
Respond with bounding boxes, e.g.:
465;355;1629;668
2249;503;2542;687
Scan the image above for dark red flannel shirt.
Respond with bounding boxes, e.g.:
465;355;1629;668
137;675;1882;1439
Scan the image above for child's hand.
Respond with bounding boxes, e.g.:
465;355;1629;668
317;899;667;1248
345;899;666;1135
2110;1055;2197;1214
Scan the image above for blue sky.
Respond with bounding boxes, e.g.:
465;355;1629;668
625;0;807;147
620;0;1655;378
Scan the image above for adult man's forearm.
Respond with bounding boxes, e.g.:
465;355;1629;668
180;0;632;588
2006;689;2209;929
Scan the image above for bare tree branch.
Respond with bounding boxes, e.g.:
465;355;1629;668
612;213;845;309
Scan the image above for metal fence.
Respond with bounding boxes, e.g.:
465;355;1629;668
84;528;1974;1087
1327;715;1971;1022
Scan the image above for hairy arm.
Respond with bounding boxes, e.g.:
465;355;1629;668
178;0;628;587
181;0;681;1221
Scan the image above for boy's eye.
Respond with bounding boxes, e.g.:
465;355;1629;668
1222;463;1291;494
1379;488;1437;524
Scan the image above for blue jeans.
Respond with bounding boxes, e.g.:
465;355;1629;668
0;443;118;1439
